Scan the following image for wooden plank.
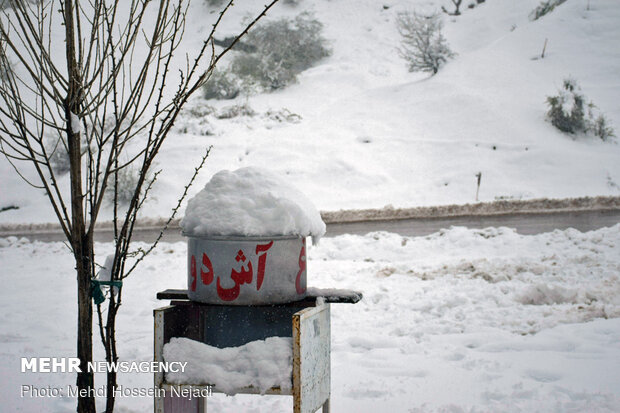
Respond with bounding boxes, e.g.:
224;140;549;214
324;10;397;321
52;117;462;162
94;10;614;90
157;289;362;304
154;306;172;413
157;289;190;300
293;303;330;413
163;392;204;413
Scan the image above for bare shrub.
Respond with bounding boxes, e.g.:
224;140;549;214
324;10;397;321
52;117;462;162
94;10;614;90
591;114;616;142
397;11;455;75
264;108;302;124
441;0;463;16
216;103;256;119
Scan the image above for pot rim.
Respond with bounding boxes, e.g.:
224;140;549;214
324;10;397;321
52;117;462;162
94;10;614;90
183;232;303;241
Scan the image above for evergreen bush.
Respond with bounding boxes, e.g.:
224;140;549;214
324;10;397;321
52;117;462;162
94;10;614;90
546;78;615;142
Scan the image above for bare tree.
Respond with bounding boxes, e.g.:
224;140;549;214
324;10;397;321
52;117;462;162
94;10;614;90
0;1;279;412
396;11;455;75
442;0;463;16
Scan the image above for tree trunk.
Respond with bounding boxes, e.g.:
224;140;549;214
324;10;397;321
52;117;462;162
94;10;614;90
67;100;95;413
64;0;95;411
104;301;119;413
75;237;95;413
105;370;117;413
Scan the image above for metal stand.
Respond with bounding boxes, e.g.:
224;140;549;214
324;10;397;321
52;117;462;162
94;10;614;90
153;289;360;413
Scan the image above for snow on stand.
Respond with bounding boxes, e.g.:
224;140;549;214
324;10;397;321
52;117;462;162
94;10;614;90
163;337;293;395
306;287;363;304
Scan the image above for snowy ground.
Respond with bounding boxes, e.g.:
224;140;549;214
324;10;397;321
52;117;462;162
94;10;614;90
1;1;619;411
2;0;620;224
1;224;619;412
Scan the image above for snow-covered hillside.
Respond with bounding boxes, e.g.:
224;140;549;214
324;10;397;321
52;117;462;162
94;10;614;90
1;0;619;224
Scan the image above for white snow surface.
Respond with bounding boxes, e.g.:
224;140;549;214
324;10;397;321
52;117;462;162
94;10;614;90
97;254;118;295
180;167;326;242
163;336;293;395
69;112;81;134
2;0;620;224
2;224;620;412
97;254;114;281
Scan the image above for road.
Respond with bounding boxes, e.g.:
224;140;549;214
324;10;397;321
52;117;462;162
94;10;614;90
4;209;619;243
327;209;620;237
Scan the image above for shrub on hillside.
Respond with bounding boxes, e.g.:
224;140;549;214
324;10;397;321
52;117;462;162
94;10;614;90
202;69;240;100
530;0;567;21
106;165;141;206
216;103;256;119
45;134;91;175
46;137;71;175
546;79;586;134
202;13;330;99
396;11;455;75
230;12;330;91
590;113;616;142
546;78;615;142
204;0;225;8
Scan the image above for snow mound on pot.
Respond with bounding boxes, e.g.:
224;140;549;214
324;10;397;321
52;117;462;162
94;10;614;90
180;167;326;243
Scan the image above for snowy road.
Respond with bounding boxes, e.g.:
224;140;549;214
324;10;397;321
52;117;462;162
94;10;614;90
3;208;619;243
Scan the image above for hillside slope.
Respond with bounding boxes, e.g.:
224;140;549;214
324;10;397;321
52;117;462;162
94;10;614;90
1;0;619;223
